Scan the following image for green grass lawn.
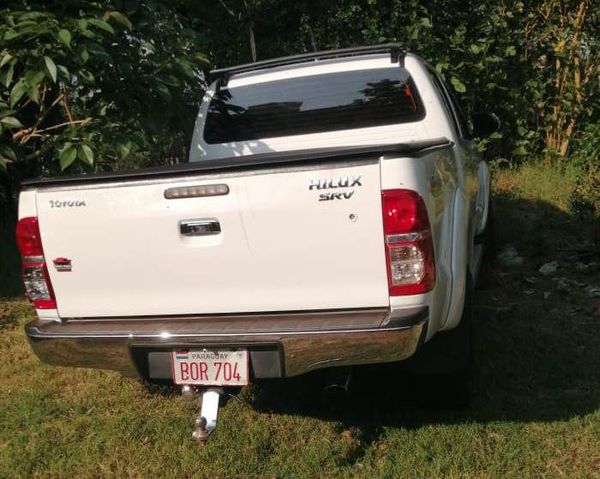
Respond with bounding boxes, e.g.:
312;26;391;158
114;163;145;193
1;164;599;478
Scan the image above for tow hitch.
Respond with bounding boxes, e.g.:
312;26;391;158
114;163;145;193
182;385;223;445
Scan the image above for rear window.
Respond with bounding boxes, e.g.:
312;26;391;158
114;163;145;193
204;66;425;144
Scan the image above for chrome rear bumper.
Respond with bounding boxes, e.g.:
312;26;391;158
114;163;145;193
25;307;427;379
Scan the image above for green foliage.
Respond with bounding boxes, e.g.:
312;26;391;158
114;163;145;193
187;0;599;164
0;1;207;176
0;0;597;184
570;122;600;218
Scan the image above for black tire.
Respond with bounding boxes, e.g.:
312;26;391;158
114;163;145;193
403;276;474;407
482;198;496;266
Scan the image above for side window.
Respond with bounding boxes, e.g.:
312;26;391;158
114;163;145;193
429;71;456;130
444;84;472;139
427;68;472;139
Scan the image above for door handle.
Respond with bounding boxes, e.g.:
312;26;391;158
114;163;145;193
179;219;221;236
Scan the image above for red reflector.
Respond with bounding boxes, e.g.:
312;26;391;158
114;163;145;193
16;216;43;257
382;189;435;296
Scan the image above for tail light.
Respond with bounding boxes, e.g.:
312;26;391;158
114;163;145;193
16;217;56;309
382;189;435;295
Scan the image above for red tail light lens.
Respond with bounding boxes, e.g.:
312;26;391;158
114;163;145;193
16;216;56;309
16;217;43;256
382;189;435;295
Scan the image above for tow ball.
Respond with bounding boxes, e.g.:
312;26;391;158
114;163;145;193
182;385;223;444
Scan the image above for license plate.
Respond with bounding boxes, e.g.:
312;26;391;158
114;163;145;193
171;350;249;386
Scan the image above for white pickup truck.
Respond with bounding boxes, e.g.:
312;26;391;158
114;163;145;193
18;44;496;440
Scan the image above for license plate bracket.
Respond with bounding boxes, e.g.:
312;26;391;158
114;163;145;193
171;349;249;386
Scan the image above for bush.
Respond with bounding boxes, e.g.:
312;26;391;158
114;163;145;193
570;122;600;218
0;1;207;176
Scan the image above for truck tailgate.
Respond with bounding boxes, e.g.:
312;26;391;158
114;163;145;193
36;159;389;318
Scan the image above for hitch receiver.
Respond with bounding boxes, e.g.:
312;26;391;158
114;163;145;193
189;387;223;444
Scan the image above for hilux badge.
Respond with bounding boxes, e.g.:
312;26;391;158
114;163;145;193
309;175;362;202
309;175;362;191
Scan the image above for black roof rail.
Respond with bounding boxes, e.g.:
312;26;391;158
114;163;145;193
209;43;406;83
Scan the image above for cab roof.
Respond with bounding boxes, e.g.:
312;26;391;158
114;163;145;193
209;44;406;84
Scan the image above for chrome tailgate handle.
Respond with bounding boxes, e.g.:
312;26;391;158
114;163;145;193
180;219;221;236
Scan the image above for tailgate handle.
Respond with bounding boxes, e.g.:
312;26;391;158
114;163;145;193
180;219;221;236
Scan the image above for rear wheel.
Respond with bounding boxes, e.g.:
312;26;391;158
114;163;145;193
482;198;496;266
403;276;474;407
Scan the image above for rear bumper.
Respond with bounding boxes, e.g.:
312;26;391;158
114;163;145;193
25;307;427;379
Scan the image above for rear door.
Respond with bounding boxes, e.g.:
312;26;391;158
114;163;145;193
36;160;390;318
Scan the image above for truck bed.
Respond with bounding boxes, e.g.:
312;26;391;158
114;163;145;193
22;138;450;188
24;139;450;319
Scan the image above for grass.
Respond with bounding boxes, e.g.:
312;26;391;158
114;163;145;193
1;162;599;478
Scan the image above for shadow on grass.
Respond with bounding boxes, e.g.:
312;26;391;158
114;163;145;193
249;195;600;454
1;191;599;462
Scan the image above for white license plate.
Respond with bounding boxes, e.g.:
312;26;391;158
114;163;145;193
171;350;249;386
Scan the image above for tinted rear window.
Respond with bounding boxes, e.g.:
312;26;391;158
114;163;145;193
204;67;425;144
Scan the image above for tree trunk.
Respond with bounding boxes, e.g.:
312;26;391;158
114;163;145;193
308;25;317;52
544;0;589;160
249;20;256;62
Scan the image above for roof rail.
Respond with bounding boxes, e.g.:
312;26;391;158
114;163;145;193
209;43;406;83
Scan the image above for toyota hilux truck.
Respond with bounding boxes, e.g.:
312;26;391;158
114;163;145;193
18;44;497;441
